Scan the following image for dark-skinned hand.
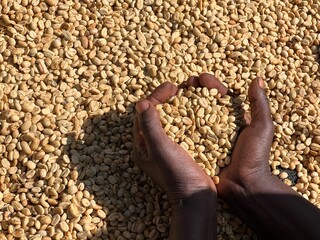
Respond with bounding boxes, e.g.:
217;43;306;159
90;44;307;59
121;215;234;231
214;77;275;196
132;81;217;205
132;74;228;240
179;74;274;194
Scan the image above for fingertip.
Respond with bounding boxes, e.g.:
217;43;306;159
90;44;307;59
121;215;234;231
198;73;228;96
248;78;272;127
199;73;215;79
178;82;188;89
162;82;179;93
249;77;266;102
135;100;150;115
148;82;178;104
251;77;264;88
257;77;265;89
253;77;265;89
186;76;200;87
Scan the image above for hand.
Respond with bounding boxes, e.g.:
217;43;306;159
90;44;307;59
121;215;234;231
132;82;216;204
216;77;275;197
206;76;320;240
186;74;275;195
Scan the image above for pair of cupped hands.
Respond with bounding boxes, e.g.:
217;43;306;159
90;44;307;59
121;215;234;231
132;73;275;204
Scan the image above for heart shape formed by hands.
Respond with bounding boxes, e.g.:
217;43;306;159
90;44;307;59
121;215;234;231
133;72;273;203
132;73;242;203
156;75;245;180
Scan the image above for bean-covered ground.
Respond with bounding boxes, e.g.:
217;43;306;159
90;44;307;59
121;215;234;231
0;0;320;239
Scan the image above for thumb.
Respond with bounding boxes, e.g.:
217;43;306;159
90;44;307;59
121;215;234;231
248;78;274;129
135;100;170;149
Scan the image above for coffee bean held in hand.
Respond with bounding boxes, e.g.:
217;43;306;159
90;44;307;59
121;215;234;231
156;86;245;183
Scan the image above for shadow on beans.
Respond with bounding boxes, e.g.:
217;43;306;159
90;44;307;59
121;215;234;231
61;103;171;240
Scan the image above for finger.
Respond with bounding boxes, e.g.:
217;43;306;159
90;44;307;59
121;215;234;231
178;82;188;89
133;114;145;148
179;76;199;89
147;82;178;105
136;99;171;149
248;77;274;129
198;73;228;96
186;76;200;87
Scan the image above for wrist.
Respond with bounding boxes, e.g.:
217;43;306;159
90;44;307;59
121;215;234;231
168;178;217;207
170;188;217;211
170;189;217;240
217;169;276;199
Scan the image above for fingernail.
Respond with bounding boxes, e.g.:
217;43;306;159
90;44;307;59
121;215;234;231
135;100;150;114
258;78;265;89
